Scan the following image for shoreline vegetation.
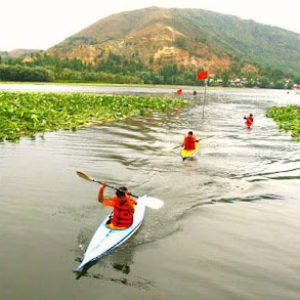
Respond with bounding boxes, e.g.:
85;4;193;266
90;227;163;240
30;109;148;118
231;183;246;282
0;80;200;89
1;54;299;89
266;105;300;140
0;91;188;142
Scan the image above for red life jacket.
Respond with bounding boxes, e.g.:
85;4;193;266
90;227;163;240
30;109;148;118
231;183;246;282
111;196;136;228
183;136;197;150
245;116;254;127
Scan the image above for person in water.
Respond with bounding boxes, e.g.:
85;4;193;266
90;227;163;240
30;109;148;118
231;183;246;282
182;131;198;150
244;113;254;128
98;183;137;230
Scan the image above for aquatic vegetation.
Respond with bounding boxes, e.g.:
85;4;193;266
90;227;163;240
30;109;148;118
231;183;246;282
266;105;300;140
0;92;188;142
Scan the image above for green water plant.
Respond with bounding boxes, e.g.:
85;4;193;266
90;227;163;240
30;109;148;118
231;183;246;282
266;105;300;140
0;92;188;142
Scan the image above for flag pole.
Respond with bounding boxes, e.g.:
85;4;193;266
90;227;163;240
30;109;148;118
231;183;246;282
197;70;209;118
202;79;207;118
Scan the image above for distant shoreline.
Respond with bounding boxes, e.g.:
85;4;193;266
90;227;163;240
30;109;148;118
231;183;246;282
1;81;299;92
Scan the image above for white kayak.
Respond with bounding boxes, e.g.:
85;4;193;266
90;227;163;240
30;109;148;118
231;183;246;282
76;197;147;271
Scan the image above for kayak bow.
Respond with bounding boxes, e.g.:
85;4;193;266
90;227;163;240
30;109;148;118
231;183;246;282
76;198;147;272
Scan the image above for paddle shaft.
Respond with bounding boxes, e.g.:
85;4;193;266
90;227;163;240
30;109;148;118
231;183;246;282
172;135;213;150
93;179;138;198
76;171;138;198
76;171;164;209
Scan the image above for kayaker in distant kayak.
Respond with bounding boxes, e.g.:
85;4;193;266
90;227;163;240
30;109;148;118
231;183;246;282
98;183;137;230
182;131;198;150
244;113;254;128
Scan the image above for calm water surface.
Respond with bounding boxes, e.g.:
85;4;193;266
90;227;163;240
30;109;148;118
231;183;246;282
0;84;300;299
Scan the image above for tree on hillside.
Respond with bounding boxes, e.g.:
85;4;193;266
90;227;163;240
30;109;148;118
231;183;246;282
220;71;230;87
175;38;187;49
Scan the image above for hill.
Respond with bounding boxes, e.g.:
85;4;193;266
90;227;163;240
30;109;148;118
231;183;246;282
48;6;300;76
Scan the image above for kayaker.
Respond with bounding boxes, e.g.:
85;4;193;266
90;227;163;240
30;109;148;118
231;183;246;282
182;131;198;150
244;113;254;128
98;183;137;230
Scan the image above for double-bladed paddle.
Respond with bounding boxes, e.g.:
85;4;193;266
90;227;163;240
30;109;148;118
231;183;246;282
164;135;214;152
76;171;164;209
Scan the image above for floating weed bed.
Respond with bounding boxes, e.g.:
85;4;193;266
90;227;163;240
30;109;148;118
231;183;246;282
0;92;188;142
266;105;300;140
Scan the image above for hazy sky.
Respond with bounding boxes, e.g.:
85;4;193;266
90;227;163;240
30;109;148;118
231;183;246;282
1;0;299;51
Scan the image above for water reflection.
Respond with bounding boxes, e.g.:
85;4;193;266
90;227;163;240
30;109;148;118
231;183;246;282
112;245;135;272
75;242;134;277
75;235;154;289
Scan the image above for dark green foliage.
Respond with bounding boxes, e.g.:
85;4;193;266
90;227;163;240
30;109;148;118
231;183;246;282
258;77;272;89
266;105;300;140
272;81;286;89
26;53;86;71
175;38;187;49
0;65;53;82
96;52;146;74
0;92;188;142
67;36;98;45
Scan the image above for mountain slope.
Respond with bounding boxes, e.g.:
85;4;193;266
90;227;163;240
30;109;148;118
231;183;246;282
48;7;300;75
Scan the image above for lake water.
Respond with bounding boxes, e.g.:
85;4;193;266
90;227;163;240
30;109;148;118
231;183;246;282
0;84;300;299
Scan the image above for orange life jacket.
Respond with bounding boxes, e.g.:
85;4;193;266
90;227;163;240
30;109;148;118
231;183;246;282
111;196;136;228
183;135;197;150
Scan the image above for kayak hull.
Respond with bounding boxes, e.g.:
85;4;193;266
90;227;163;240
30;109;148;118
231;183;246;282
76;198;146;271
181;143;200;160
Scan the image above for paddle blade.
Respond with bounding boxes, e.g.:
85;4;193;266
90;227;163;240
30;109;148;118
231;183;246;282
138;196;164;209
164;147;175;152
76;171;94;182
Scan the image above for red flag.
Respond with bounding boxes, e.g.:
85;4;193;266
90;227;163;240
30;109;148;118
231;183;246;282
197;70;208;80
